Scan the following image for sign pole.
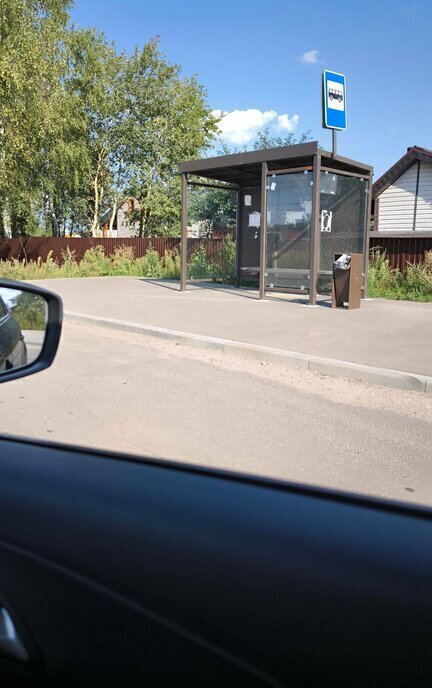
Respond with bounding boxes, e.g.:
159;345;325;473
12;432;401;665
332;129;337;157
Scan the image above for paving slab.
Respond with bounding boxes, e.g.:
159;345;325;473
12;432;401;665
30;277;432;377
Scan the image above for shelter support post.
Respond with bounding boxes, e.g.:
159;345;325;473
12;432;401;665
259;162;268;300
235;189;241;287
309;153;321;305
180;172;188;292
363;173;373;297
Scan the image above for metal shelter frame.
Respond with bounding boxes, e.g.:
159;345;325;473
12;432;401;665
180;141;373;305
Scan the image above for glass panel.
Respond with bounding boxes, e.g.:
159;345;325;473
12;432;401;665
186;184;237;282
266;171;312;290
238;187;261;282
318;172;368;294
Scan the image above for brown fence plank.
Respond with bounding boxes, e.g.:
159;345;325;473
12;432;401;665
2;234;429;274
369;234;432;272
0;237;225;265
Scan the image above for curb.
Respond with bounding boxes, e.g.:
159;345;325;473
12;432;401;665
65;311;432;394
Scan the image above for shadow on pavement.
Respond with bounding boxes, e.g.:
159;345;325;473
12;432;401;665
140;279;259;300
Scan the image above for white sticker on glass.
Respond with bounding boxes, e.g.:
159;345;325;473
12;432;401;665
320;209;333;232
248;211;260;228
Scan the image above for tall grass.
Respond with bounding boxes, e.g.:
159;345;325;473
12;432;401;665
0;237;236;284
3;242;429;300
0;246;181;280
187;235;236;284
367;249;432;301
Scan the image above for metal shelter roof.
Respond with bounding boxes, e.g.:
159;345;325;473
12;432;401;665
180;141;373;186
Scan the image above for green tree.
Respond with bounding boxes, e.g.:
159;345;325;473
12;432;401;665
0;7;219;238
188;184;237;237
64;28;127;236
13;291;46;330
0;0;72;236
253;128;311;150
40;55;91;236
123;39;218;237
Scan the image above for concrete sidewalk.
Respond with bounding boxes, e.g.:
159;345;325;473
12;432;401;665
32;277;432;383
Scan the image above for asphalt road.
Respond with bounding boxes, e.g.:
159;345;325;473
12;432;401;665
1;320;432;506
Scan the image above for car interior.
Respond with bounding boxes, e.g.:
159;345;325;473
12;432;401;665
1;279;432;688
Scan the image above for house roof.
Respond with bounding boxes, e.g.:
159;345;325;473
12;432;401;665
99;207;113;226
180;141;372;186
373;146;432;199
100;198;132;225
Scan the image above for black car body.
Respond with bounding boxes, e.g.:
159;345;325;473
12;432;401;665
0;295;27;372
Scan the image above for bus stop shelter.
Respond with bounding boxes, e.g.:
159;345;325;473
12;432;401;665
180;141;373;305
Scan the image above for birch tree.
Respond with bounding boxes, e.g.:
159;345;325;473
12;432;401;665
0;0;71;236
122;40;218;237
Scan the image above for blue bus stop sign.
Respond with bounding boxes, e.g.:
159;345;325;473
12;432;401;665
322;70;347;130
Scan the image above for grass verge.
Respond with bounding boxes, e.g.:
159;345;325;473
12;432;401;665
0;236;237;284
1;242;431;302
367;249;432;302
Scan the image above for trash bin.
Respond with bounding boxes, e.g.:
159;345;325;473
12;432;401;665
332;253;362;309
332;254;351;307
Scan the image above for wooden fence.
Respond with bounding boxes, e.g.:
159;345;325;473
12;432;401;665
369;232;432;272
1;233;431;273
0;236;224;264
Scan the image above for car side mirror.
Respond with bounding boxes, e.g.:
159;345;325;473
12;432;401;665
0;280;62;384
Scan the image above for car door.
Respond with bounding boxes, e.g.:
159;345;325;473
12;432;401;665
0;296;25;372
2;434;432;688
1;280;432;688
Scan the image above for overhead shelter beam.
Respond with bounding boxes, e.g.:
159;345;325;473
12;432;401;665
222;166;258;179
318;148;373;174
187;180;239;191
267;165;313;176
320;166;368;179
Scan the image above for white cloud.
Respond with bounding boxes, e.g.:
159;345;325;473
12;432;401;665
298;49;319;64
277;113;299;132
212;108;300;146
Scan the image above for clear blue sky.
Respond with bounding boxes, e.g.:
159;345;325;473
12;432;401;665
71;0;432;178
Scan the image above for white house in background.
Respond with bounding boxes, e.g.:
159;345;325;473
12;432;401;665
187;221;208;237
373;146;432;232
97;199;140;238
